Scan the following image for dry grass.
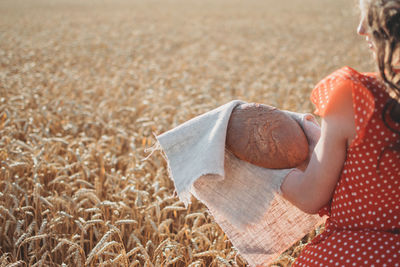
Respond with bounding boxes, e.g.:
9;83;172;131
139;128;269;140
0;0;374;266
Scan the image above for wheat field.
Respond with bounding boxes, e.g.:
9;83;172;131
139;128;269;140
0;0;375;266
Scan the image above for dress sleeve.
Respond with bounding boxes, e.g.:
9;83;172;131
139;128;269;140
310;66;375;147
318;202;331;217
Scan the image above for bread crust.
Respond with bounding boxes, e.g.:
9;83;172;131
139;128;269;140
226;103;309;169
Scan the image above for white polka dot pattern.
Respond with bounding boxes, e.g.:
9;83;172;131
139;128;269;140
294;67;400;266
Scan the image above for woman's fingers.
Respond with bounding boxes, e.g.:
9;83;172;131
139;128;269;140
302;113;321;149
283;110;321;149
293;114;321;171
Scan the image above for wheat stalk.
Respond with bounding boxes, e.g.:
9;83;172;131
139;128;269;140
0;206;16;222
7;261;26;267
115;219;137;226
158;218;173;234
187;260;205;267
126;247;141;258
193;250;221;258
0;253;11;267
85;229;116;265
216;256;232;266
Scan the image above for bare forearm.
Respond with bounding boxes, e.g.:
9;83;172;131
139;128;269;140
280;120;347;214
280;168;329;214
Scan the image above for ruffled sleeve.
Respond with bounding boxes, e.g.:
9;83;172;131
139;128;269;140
310;66;375;147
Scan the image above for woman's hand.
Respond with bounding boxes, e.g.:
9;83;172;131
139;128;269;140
282;111;321;171
297;114;321;171
301;114;321;150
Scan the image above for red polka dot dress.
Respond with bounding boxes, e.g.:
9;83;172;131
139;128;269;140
293;67;400;267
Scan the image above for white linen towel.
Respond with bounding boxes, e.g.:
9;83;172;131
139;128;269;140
156;100;324;266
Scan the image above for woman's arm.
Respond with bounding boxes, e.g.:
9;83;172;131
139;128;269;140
280;82;356;214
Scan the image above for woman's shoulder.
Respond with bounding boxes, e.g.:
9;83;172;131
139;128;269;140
311;66;379;147
311;66;376;115
319;66;378;82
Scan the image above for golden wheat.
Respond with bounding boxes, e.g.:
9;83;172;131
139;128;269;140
0;0;375;265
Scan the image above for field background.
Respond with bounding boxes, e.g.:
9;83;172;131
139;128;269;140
0;0;374;266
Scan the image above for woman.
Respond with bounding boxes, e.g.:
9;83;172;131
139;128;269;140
281;0;400;265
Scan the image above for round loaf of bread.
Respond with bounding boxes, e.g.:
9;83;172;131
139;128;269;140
226;103;309;169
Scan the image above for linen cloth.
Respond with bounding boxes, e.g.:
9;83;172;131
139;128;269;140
156;100;323;266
